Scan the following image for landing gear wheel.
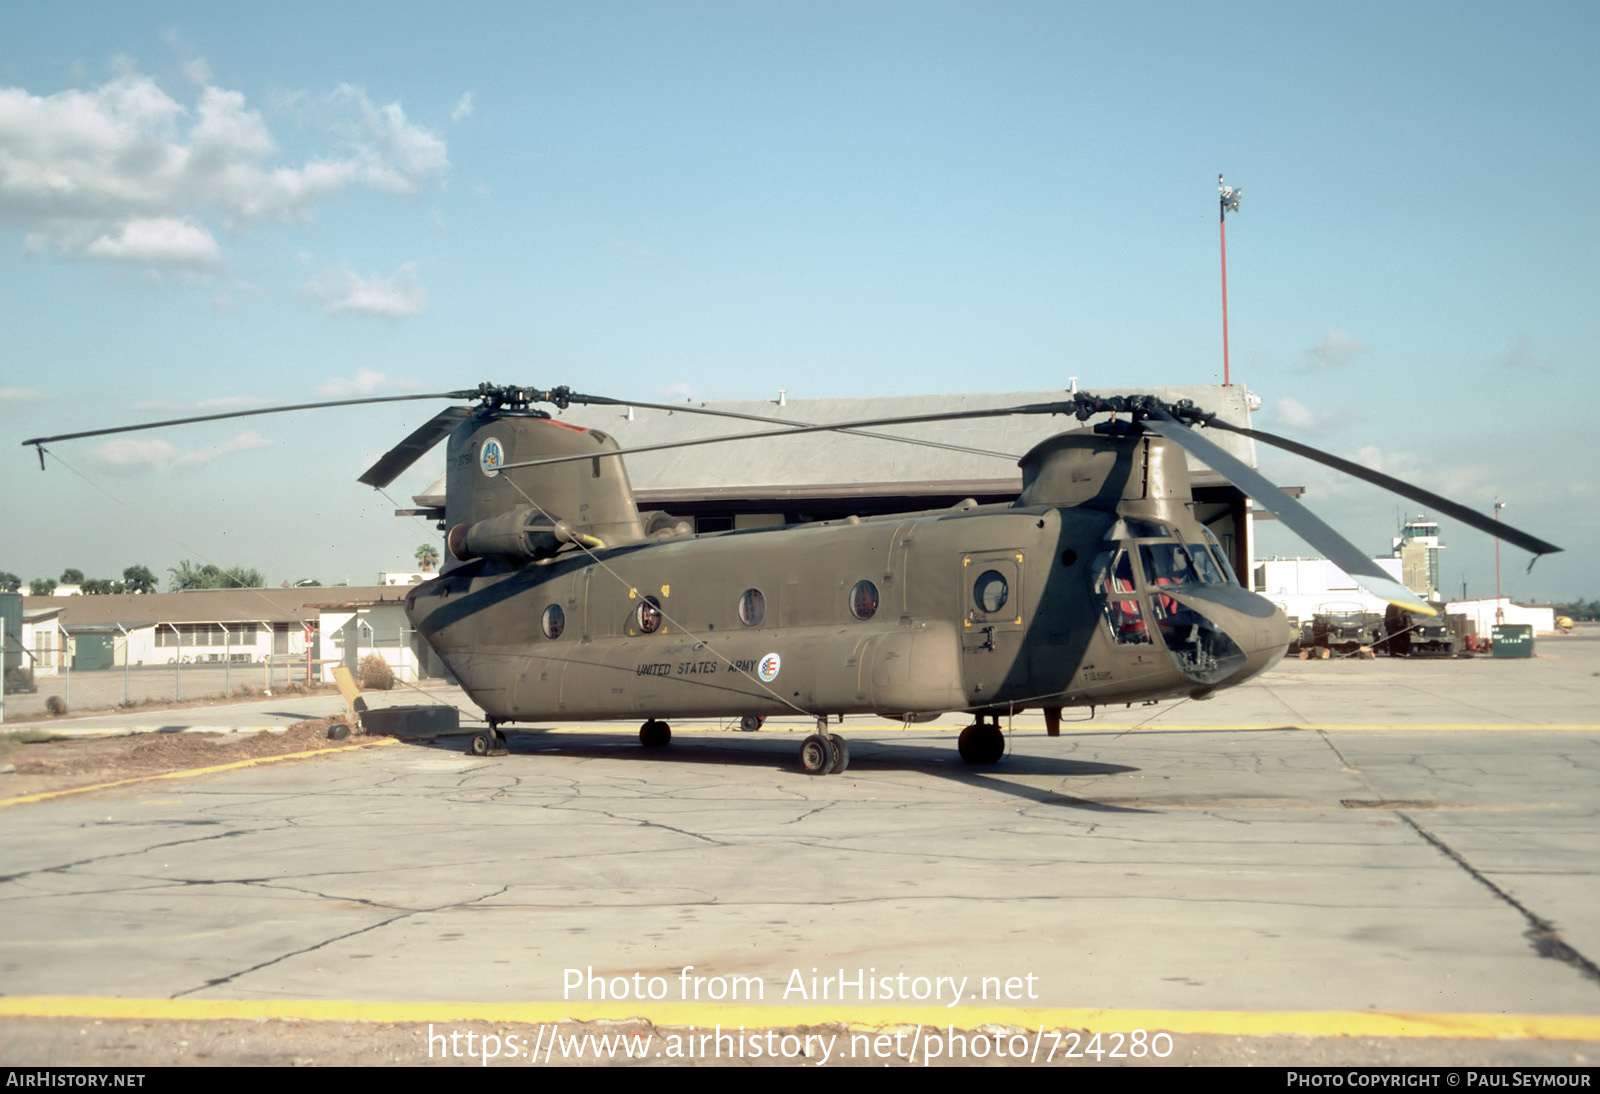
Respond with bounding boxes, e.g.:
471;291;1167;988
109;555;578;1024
640;719;671;747
798;733;836;775
739;715;765;732
827;733;850;774
958;722;1005;765
469;726;508;756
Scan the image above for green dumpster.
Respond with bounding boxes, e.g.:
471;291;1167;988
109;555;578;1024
71;632;115;671
1490;624;1534;658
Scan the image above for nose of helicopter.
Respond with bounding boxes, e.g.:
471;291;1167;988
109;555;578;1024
1230;598;1295;685
1157;586;1294;694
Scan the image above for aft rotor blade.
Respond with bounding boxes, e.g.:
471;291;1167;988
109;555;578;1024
358;406;474;487
20;390;479;449
1202;419;1562;558
491;401;1072;474
1143;411;1437;616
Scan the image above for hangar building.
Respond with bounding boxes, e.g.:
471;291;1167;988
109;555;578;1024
410;384;1267;578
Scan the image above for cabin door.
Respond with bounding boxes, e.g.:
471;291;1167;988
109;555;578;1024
957;549;1026;705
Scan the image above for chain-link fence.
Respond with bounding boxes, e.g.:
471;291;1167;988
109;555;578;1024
3;625;428;721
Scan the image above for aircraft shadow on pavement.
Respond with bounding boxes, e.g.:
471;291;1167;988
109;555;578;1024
386;729;1149;813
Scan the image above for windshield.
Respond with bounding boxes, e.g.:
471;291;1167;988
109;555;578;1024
1140;542;1210;587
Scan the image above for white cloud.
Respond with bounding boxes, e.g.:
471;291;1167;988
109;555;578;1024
82;215;219;266
1303;331;1367;371
329;84;449;195
307;262;427;317
1493;336;1557;376
86;429;273;475
1272;396;1318;430
182;57;212;87
0;386;44;414
316;368;423;398
133;394;276;413
451;92;473;123
0;68;449;266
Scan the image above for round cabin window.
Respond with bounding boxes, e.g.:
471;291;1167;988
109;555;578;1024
973;569;1009;614
738;588;765;627
849;579;879;621
542;603;565;640
635;597;663;635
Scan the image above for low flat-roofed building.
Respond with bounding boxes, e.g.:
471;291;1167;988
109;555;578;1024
18;586;442;681
1446;598;1557;636
1254;556;1409;622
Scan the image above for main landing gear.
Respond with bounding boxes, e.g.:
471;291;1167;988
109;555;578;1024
468;723;509;757
957;717;1005;765
640;719;672;747
799;718;850;775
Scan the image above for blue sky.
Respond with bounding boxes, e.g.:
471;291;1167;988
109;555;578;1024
2;1;1594;601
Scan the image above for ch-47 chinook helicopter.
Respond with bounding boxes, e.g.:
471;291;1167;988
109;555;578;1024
23;383;1560;774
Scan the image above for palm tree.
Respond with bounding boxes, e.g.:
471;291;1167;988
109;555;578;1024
416;544;440;573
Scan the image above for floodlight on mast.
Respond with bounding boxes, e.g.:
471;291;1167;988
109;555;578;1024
1219;173;1242;386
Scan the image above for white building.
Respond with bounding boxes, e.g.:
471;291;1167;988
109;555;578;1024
18;586;439;680
18;606;66;678
378;571;434;586
1445;598;1556;636
1253;556;1407;622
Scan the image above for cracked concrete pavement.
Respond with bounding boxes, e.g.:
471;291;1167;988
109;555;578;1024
1;633;1598;1064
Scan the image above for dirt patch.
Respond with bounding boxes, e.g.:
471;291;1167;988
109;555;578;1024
0;715;370;800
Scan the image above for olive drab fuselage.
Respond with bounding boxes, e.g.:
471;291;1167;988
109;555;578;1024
405;410;1293;726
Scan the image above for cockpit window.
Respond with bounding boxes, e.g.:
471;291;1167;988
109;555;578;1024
1110;518;1170;540
1140;543;1202;587
1184;544;1226;585
1093;547;1150;645
1199;526;1240;585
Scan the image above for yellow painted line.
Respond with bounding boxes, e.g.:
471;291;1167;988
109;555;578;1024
0;998;1595;1041
0;738;398;809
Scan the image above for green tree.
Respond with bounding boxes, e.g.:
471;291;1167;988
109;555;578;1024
416;544;440;573
82;578;123;595
28;577;57;596
0;572;20;594
60;567;85;585
168;561;265;591
122;565;157;594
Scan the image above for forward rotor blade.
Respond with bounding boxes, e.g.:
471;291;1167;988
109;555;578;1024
1143;411;1436;615
20;390;479;449
559;392;1021;462
358;406;473;487
1202;420;1561;558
